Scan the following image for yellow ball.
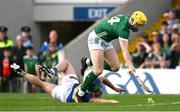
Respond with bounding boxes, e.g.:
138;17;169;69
147;97;155;103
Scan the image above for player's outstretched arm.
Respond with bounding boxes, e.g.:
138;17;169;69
119;39;135;73
89;98;119;103
99;76;126;93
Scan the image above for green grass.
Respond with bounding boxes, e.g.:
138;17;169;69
0;93;180;111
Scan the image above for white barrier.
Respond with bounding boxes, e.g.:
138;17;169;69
85;69;180;94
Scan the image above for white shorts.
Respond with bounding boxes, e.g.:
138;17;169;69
51;74;79;102
88;31;114;52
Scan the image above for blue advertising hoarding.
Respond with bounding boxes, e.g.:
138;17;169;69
74;7;115;21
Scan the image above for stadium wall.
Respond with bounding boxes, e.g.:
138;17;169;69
34;4;120;21
63;0;171;79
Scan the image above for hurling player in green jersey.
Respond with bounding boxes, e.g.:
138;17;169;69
77;11;148;97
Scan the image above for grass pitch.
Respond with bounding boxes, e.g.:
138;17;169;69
0;93;180;111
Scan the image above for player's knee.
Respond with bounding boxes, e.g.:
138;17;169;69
93;67;103;75
111;65;120;72
63;59;69;64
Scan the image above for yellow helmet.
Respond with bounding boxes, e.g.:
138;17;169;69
130;11;147;25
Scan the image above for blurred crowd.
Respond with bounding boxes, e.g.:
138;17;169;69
131;7;180;69
0;26;63;93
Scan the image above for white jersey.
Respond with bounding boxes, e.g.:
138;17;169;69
51;74;79;102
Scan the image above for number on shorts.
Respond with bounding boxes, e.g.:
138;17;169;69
107;16;120;25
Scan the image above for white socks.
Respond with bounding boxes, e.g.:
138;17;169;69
78;88;85;96
86;58;91;66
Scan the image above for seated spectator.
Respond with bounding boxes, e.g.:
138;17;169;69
139;57;154;69
150;30;161;45
174;5;180;19
21;26;33;48
149;42;164;67
23;46;39;92
166;9;178;30
171;28;180;43
132;42;151;68
0;26;14;58
161;33;172;58
159;58;169;69
140;32;151;44
172;20;180;32
160;21;171;37
40;30;63;52
168;42;180;68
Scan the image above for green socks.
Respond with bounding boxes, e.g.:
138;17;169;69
80;71;98;92
78;59;111;96
104;61;111;71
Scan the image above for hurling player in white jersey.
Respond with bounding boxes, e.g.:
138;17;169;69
11;59;125;103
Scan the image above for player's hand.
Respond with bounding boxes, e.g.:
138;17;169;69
114;87;126;93
128;65;135;74
109;99;119;103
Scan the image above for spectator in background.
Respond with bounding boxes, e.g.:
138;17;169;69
140;33;150;43
21;26;33;48
166;10;178;30
23;46;39;92
0;26;14;57
161;33;172;58
168;42;180;68
172;20;180;32
139;57;154;69
149;42;164;67
39;42;58;67
38;42;59;84
160;21;170;37
12;35;26;70
0;47;13;92
150;30;161;45
132;42;151;68
174;5;180;19
40;30;63;52
11;35;26;92
171;28;180;43
159;59;169;69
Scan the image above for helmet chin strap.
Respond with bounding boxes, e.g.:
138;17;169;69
129;18;139;32
130;25;139;32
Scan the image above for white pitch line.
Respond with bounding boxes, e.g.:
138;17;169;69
119;101;180;107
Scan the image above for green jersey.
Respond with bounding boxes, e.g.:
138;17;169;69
94;15;130;42
23;55;38;74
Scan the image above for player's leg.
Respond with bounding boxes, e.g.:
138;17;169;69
104;48;120;72
54;59;76;75
78;49;104;96
81;57;111;76
38;59;76;78
10;63;56;95
81;46;117;75
24;73;56;95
